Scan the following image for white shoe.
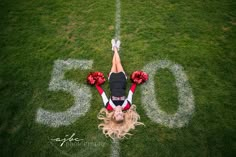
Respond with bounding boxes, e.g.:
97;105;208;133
111;39;116;51
116;40;121;51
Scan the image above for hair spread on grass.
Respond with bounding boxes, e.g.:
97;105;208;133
97;104;144;140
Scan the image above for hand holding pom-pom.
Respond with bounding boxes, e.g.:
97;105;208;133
87;72;106;86
130;71;148;84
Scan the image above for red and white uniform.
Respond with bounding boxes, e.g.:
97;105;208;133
95;83;137;111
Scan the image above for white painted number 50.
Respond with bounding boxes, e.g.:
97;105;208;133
36;59;195;128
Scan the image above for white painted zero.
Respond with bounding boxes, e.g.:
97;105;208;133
141;60;195;128
36;59;93;127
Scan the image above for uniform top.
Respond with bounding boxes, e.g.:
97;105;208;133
95;83;137;111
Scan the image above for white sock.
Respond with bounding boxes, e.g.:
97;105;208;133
111;39;116;51
115;40;121;51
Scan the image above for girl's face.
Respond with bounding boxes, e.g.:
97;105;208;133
114;106;124;122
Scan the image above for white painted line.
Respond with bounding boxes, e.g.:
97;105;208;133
141;60;195;128
115;0;121;40
111;0;121;156
111;138;120;157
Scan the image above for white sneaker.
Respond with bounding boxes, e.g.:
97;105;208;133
116;40;121;51
111;39;116;51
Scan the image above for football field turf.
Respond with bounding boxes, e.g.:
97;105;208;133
0;0;235;156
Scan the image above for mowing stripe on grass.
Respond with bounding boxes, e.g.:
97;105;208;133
36;59;93;127
141;60;195;128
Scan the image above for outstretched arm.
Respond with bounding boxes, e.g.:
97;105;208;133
122;83;137;110
127;83;137;104
95;85;109;107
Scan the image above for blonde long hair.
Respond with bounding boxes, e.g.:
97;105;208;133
97;105;144;140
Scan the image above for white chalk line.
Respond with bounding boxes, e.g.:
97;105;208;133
141;60;195;128
111;0;121;157
36;59;93;127
115;0;121;40
111;138;120;157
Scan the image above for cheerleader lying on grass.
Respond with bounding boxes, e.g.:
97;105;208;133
87;39;148;139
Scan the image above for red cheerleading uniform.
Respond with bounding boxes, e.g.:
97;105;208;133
95;72;137;111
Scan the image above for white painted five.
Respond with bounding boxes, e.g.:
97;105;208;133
36;59;93;127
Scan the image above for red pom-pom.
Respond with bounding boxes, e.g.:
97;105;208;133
130;71;148;84
87;72;106;85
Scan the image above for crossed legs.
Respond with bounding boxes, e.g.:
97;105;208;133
111;45;124;73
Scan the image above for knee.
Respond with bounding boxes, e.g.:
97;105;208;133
112;60;116;65
116;60;121;65
112;60;121;65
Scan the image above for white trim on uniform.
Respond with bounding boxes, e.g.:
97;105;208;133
121;99;128;108
101;92;109;106
109;99;117;109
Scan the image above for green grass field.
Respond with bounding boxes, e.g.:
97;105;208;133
0;0;236;156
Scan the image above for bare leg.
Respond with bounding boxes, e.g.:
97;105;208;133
110;50;117;73
113;47;124;72
110;39;124;73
